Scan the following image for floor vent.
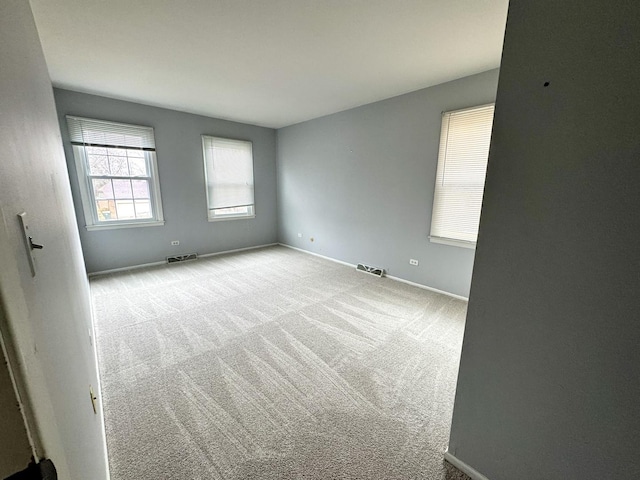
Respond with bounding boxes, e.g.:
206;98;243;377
167;253;198;264
356;263;384;277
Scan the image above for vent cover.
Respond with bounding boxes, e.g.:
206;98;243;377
356;263;384;277
167;253;197;264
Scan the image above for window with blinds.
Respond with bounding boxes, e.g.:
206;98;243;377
429;104;495;248
66;116;164;230
202;136;255;221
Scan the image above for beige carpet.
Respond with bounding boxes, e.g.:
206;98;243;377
91;246;470;479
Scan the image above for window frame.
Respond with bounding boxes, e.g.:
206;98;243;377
429;103;495;249
201;135;256;222
67;116;165;231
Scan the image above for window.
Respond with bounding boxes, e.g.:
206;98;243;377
202;136;255;221
430;103;495;248
67;116;164;230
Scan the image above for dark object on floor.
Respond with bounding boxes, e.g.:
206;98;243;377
5;459;57;480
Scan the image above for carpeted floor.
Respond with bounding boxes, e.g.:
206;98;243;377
91;246;470;480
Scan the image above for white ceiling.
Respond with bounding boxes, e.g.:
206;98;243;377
30;0;508;129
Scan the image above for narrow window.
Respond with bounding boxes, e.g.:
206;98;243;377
202;136;255;221
67;116;164;230
430;104;495;248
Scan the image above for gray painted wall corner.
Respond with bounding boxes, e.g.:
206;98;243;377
276;70;499;298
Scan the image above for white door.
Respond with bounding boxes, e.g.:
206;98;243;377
0;1;109;478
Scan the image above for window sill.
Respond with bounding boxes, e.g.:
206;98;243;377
208;214;255;222
429;235;476;249
86;220;165;231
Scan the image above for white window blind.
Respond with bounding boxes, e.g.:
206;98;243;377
202;136;255;220
67;116;156;150
430;103;495;247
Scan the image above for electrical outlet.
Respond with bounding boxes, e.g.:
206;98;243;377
297;233;303;238
409;259;419;266
171;240;180;246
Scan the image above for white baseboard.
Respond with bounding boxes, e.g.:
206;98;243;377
385;274;468;301
88;260;166;277
88;243;278;277
198;243;278;259
278;243;468;301
90;243;469;302
444;451;491;480
278;243;355;268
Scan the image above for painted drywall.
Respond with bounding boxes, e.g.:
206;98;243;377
448;1;640;479
54;90;278;273
0;1;108;478
0;331;31;478
276;70;499;298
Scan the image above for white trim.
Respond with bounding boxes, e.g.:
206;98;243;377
87;243;278;277
85;278;111;480
197;243;277;259
385;274;468;301
89;243;468;302
70;143;165;230
148;151;165;223
429;235;476;250
73;145;97;227
207;214;255;222
88;260;166;277
278;243;468;301
444;451;491;480
278;243;354;268
86;220;165;231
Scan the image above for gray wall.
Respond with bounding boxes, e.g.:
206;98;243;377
0;1;108;478
448;1;640;479
54;89;278;273
277;70;499;298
